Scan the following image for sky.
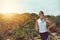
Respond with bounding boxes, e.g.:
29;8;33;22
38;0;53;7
0;0;60;16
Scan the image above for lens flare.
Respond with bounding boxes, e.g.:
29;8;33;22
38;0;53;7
3;14;16;20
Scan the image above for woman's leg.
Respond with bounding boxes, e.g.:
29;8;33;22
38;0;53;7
40;32;49;40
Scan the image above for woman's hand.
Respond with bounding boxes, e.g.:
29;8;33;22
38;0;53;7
47;28;50;32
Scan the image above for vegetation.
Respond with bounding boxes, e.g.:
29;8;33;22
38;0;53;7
0;13;60;40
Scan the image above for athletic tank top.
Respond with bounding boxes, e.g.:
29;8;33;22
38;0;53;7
37;18;47;33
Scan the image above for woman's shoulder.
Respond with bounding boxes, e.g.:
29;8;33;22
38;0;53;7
36;18;42;23
37;18;41;21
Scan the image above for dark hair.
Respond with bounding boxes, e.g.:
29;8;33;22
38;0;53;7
39;11;44;16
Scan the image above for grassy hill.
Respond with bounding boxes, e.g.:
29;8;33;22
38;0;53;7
0;13;60;40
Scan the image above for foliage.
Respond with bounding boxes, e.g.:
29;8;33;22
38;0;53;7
0;13;60;40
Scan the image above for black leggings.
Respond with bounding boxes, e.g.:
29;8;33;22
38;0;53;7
40;32;49;40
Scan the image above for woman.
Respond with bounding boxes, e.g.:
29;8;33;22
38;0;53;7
35;11;54;40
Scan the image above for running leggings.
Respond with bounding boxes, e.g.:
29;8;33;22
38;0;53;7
40;32;49;40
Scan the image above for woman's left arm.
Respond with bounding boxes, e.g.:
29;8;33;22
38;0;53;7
46;18;55;30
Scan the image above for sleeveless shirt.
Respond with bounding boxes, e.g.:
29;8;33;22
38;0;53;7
37;18;47;33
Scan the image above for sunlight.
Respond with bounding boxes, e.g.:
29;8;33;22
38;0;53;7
0;0;23;13
1;3;18;13
3;14;16;19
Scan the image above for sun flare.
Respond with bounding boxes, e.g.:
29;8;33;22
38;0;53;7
0;0;23;13
3;14;16;20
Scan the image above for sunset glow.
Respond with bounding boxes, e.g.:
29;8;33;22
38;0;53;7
0;0;60;16
3;14;16;20
0;0;23;13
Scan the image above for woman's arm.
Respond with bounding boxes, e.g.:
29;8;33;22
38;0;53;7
46;18;55;31
35;20;39;31
48;22;55;29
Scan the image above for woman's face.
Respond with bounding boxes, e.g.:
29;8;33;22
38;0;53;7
39;13;44;19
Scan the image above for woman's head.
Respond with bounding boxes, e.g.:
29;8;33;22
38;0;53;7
39;11;44;19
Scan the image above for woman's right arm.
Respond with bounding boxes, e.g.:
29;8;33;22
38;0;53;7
35;20;39;31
